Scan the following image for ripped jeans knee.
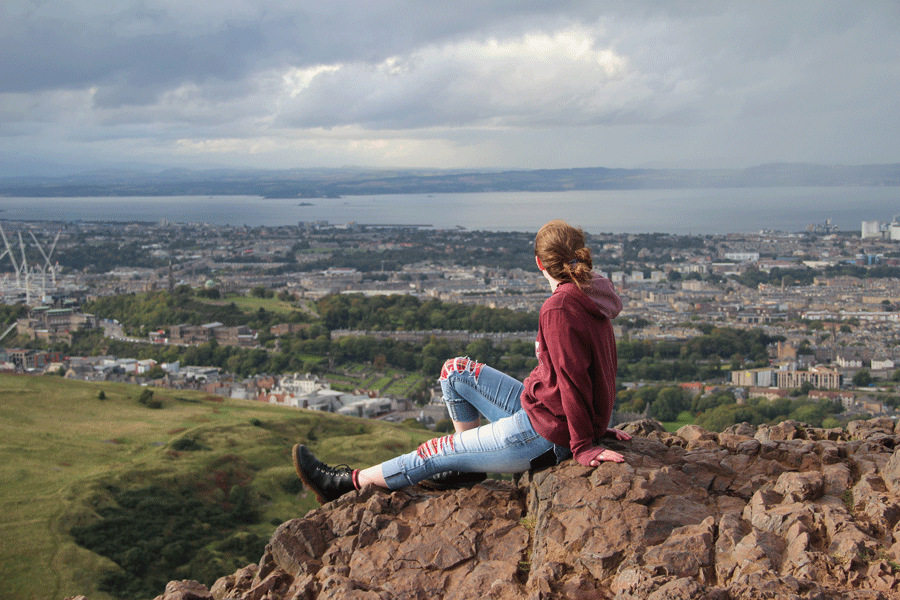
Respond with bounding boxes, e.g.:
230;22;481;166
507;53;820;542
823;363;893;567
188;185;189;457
417;433;455;460
379;410;553;490
439;356;484;382
439;357;485;423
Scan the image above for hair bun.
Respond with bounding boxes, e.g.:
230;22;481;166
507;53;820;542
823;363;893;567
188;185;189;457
534;220;593;289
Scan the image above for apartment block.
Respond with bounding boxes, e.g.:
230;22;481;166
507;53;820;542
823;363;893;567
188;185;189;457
775;366;842;390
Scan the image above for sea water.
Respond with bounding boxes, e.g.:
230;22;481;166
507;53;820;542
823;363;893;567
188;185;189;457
0;186;896;234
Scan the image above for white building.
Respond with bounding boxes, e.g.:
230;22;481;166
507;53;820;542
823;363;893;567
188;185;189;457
861;221;883;239
724;252;760;262
872;357;896;371
135;359;158;374
278;373;329;395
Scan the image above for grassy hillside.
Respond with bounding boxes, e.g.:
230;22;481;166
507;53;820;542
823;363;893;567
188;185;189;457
0;373;436;600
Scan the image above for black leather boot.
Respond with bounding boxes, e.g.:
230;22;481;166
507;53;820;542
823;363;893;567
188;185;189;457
292;444;357;504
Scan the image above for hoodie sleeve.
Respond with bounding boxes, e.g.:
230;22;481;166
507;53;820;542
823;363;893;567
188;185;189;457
539;304;598;460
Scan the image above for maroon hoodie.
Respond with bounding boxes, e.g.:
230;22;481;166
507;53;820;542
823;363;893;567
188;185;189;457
520;272;622;464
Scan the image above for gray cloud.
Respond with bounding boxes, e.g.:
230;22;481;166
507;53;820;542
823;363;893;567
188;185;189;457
0;1;897;172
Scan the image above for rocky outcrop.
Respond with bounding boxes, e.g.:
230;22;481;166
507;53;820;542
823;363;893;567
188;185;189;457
75;418;900;599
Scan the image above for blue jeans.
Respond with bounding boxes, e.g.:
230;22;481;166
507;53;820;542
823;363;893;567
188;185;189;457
381;359;555;490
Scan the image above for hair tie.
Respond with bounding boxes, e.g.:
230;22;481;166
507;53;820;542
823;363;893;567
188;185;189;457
568;259;579;267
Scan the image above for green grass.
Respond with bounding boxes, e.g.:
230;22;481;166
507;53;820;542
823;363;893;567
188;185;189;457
660;411;697;433
0;373;435;600
398;373;427;394
206;295;301;316
319;366;425;397
296;354;325;364
369;376;393;390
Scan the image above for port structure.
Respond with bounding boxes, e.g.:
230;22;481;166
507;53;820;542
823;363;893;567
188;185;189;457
0;224;61;305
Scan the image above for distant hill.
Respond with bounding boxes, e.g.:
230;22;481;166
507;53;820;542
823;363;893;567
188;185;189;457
1;162;897;198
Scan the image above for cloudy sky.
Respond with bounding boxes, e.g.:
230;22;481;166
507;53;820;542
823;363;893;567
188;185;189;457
1;1;898;175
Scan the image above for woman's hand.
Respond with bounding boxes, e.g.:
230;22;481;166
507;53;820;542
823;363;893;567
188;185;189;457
605;428;632;441
576;445;625;467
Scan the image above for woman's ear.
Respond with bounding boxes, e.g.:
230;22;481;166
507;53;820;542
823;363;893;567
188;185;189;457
535;255;544;271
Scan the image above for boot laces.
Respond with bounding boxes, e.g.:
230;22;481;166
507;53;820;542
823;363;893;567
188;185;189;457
316;461;352;477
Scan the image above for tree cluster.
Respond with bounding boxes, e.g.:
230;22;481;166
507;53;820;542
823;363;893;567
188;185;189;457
318;293;538;332
616;384;843;431
61;321;537;380
617;326;781;382
70;484;264;599
137;388;161;409
83;288;310;336
58;241;168;273
695;395;843;432
730;264;900;289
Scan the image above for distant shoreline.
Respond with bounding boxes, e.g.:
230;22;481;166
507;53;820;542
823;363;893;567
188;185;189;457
1;163;897;199
0;186;894;235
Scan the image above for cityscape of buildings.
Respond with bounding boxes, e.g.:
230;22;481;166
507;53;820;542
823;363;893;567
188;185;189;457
2;213;900;422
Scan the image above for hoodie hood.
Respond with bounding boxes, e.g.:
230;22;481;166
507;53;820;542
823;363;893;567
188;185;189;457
558;272;622;320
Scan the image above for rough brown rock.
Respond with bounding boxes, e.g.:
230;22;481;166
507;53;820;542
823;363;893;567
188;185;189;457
71;417;900;600
152;580;214;600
